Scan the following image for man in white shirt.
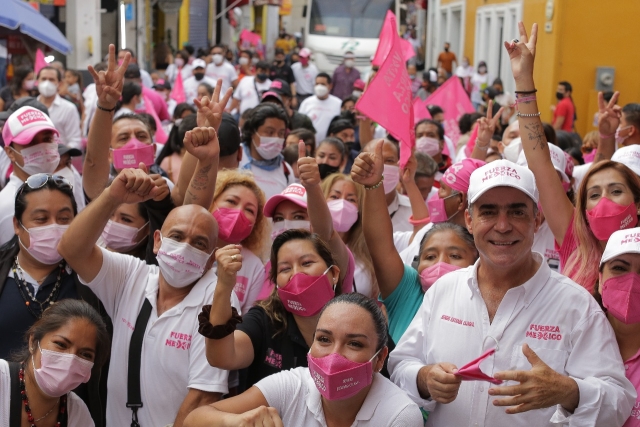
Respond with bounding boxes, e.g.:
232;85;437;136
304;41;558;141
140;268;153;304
206;45;239;94
298;73;341;144
291;48;318;103
183;59;218;106
118;48;154;88
227;61;271;115
59;153;238;426
36;67;81;149
389;160;636;426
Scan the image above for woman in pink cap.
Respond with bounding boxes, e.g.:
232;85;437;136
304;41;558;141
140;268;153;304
597;227;640;427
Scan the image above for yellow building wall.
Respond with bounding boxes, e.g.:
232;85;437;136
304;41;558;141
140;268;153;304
178;0;190;48
448;0;640;137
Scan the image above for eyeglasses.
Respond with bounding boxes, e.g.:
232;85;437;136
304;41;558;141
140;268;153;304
17;173;73;198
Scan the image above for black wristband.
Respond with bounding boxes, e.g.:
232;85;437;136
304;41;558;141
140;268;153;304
96;103;116;113
514;89;537;95
198;305;242;339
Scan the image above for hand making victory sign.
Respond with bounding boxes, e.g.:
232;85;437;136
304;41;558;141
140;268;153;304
88;44;131;110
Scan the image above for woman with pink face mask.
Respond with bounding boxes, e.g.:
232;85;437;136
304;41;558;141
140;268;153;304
209;169;267;313
1;299;110;427
98;202;150;259
597;228;640;427
201;229;344;391
188;293;422;427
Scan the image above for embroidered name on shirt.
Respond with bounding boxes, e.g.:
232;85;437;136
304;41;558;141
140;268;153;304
264;348;282;369
122;317;135;331
526;324;562;341
165;331;192;350
630;401;640;420
441;314;475;327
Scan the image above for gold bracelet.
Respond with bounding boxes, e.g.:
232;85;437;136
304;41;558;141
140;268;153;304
364;175;384;190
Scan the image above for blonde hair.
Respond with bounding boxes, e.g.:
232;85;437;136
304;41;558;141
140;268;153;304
581;131;599;154
320;173;379;298
210;169;268;256
564;161;640;292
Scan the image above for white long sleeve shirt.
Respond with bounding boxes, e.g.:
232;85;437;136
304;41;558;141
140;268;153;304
389;253;636;427
39;94;81;149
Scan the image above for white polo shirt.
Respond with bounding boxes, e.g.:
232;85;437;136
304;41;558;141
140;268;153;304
298;94;342;144
532;220;560;272
291;62;319;95
79;248;239;427
389;253;636;427
205;62;238;94
233;76;272;114
388;192;413;234
38;94;82;149
182;75;218;106
211;246;264;313
239;148;295;200
255;367;423;427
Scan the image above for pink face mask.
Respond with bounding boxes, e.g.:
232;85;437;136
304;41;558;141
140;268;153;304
307;349;380;400
32;343;94;397
327;199;358;232
277;266;335;316
586;197;638;241
382;164;400;194
562;181;572;193
20;223;68;265
427;193;459;223
419;262;461;291
112;138;155;169
101;219;148;251
213;207;254;244
416;136;441;157
602;273;640;324
583;150;596;164
454;348;503;384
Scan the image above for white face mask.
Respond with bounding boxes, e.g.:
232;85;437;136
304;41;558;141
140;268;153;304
239;57;249;66
502;137;522;163
175;58;185;67
212;54;224;65
352;90;363;98
383;164;400;194
156;236;212;288
314;84;329;98
254;133;284;160
38;80;58;98
271;220;311;239
344;59;355;68
12;142;60;175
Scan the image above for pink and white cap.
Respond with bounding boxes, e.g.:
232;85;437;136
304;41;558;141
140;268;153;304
442;158;486;193
612;145;640;177
264;183;308;217
299;48;311;58
516;143;569;183
2;106;58;146
468;159;539;204
600;227;640;265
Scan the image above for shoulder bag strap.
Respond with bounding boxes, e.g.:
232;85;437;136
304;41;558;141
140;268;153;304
9;361;22;426
126;298;152;427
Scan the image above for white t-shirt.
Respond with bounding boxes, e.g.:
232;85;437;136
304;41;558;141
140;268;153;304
233;76;272;114
298;95;342;144
532;221;560;272
255;367;423;427
390;253;636;426
0;360;94;427
212;247;264;313
205;62;238;94
291;62;319;95
352;258;375;298
239;148;295;200
388;192;413;234
165;63;194;84
470;72;491;105
79;248;239;427
182;75;218;106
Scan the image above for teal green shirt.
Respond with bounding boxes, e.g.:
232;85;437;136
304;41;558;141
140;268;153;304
380;265;425;343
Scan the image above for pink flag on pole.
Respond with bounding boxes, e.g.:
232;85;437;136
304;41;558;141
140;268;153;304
425;76;475;147
171;69;186;104
400;38;416;62
356;12;414;169
412;97;432;122
143;94;168;144
34;49;47;76
240;29;262;46
464;122;480;158
373;11;416;66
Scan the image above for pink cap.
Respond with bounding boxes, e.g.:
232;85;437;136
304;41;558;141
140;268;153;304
442;159;486;193
299;48;311;58
2;106;58;146
264;184;308;217
353;79;365;90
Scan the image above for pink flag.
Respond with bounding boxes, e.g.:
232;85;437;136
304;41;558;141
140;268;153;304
34;49;47;76
412;97;432;122
464;122;480;158
373;11;416;66
356;14;414;169
171;69;186;104
143;94;168;144
240;29;262;47
425;76;475;147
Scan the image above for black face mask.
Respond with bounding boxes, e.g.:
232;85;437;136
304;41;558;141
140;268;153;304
257;73;268;82
318;163;340;180
444;47;449;52
556;92;564;101
194;73;205;81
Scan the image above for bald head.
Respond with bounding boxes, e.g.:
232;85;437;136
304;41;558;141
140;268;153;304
155;205;218;255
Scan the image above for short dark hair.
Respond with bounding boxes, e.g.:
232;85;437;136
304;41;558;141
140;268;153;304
415;119;445;141
542;123;557;145
137;113;157;133
37;66;62;82
157;113;197;165
172;103;196;120
328;118;354;136
121;48;136;58
198;82;214;97
274;48;285;56
289;128;316;156
121;81;142;104
319;293;388;351
183;44;195;55
316;72;332;85
241;103;289;145
559;81;572;93
622;103;640;132
426;104;444;117
112;113;151;134
419;223;477;262
219;112;241;157
15;175;77;223
458;112;483;134
256;61;270;71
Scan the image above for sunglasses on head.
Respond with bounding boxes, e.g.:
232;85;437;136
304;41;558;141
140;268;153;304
17;173;73;198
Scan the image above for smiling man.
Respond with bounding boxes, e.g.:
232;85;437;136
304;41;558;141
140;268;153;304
389;159;636;426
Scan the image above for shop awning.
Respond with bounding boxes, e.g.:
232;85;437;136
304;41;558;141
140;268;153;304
0;0;72;54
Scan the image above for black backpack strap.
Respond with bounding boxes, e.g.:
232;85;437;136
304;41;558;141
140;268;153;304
9;361;21;426
127;298;152;427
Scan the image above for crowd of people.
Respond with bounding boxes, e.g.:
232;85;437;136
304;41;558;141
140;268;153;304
0;21;639;427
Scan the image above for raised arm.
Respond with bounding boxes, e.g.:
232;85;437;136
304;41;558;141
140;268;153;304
471;101;503;160
58;166;161;282
205;245;255;371
593;91;621;163
297;142;350;283
83;44;131;201
351;140;405;299
400;152;429;231
505;23;574;246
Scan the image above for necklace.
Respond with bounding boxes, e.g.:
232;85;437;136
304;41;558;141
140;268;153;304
13;257;63;318
19;363;66;427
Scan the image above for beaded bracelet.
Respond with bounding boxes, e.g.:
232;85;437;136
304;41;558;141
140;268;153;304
96;103;116;113
516;111;541;118
515;95;537;104
364;175;384;190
